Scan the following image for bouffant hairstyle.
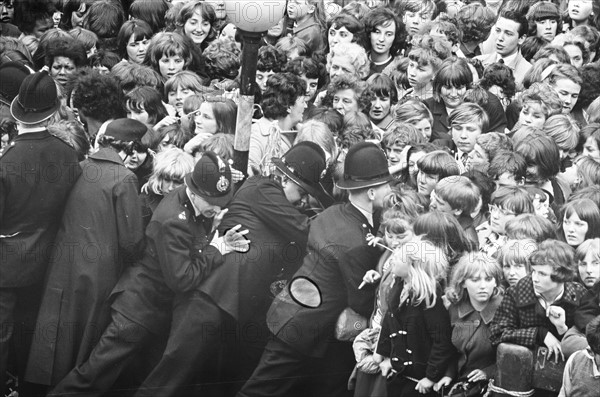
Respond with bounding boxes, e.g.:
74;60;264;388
526;1;562;39
116;19;153;60
129;0;170;34
176;1;218;45
408;34;453;73
544;63;583;87
505;214;556;242
72;69;125;121
558;32;591;65
327;12;366;48
275;36;309;59
446;252;502;304
381;122;425;150
261;73;307;120
515;133;561;182
478;62;516;100
326;42;370;80
83;0;125;39
574;156;600;190
257;45;287;73
520;82;563;118
529;239;576;283
456;3;495;44
522;58;558;90
432;57;473;102
421;20;462;46
363;7;406;57
44;37;88;69
88;49;120;72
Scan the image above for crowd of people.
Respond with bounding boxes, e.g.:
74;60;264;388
1;0;600;396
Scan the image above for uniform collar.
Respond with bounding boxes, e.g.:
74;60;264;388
457;293;502;324
89;146;125;165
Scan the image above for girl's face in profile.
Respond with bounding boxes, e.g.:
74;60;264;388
126;103;149;125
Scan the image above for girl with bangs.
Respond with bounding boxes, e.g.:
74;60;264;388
144;31;194;81
426;57;507;139
140;147;194;226
116;19;153;65
559;198;600;249
498;239;538;288
435;253;504;394
374;237;454;397
363;7;406;76
393;0;437;39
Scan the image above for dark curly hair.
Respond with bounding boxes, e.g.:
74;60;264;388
520;36;547;63
260;73;307;120
284;56;327;89
176;1;218;50
363;7;406;57
44;37;88;69
478;62;517;100
71;68;126;122
257;45;287;73
577;63;600;110
82;0;125;39
129;0;170;34
203;39;241;81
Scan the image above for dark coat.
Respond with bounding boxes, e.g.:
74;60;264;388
574;281;600;332
25;148;145;386
110;186;224;334
292;16;325;54
376;282;455;383
266;202;381;358
448;294;502;379
490;276;587;348
0;130;80;288
424;92;507;138
203;176;309;327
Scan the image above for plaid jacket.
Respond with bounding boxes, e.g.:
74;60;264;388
490;276;587;347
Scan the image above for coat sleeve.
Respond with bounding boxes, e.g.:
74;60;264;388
154;218;224;293
375;313;392;358
489;288;541;347
423;298;456;382
114;178;145;263
339;243;378;318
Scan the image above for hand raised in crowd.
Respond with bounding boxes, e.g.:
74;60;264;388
183;132;214;154
543;332;564;363
223;224;250;253
153;115;179;131
546;305;568;334
360;269;381;288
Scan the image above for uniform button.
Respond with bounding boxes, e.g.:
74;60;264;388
390;333;397;338
392;357;399;362
362;224;367;228
406;349;412;354
404;361;413;365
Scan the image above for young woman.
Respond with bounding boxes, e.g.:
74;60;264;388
287;0;327;54
559;198;600;249
497;238;538;288
326;12;365;52
116;19;153;64
363;7;405;75
183;95;237;154
144;31;194;82
44;37;88;88
176;0;218;52
436;253;504;393
375;237;454;397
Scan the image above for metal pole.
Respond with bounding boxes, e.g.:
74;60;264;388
233;30;262;176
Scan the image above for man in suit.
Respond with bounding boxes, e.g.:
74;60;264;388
0;72;81;395
476;10;532;90
237;142;393;397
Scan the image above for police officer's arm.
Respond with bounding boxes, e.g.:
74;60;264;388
339;243;377;318
155;218;224;293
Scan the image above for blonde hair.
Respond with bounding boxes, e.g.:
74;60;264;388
497;238;538;273
326;42;370;80
143;147;194;195
445;252;502;304
393;236;448;308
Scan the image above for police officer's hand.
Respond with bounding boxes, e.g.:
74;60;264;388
223;224;250;253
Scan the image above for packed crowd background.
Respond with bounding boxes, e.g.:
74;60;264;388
1;0;600;396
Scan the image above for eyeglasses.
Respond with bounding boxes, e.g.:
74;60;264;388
488;204;515;216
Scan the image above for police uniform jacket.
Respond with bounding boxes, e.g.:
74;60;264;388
0;130;80;288
266;202;380;358
375;281;455;382
110;186;224;334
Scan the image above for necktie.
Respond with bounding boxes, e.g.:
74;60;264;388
461;152;468;166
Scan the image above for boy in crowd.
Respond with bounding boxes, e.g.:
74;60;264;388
449;102;489;173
